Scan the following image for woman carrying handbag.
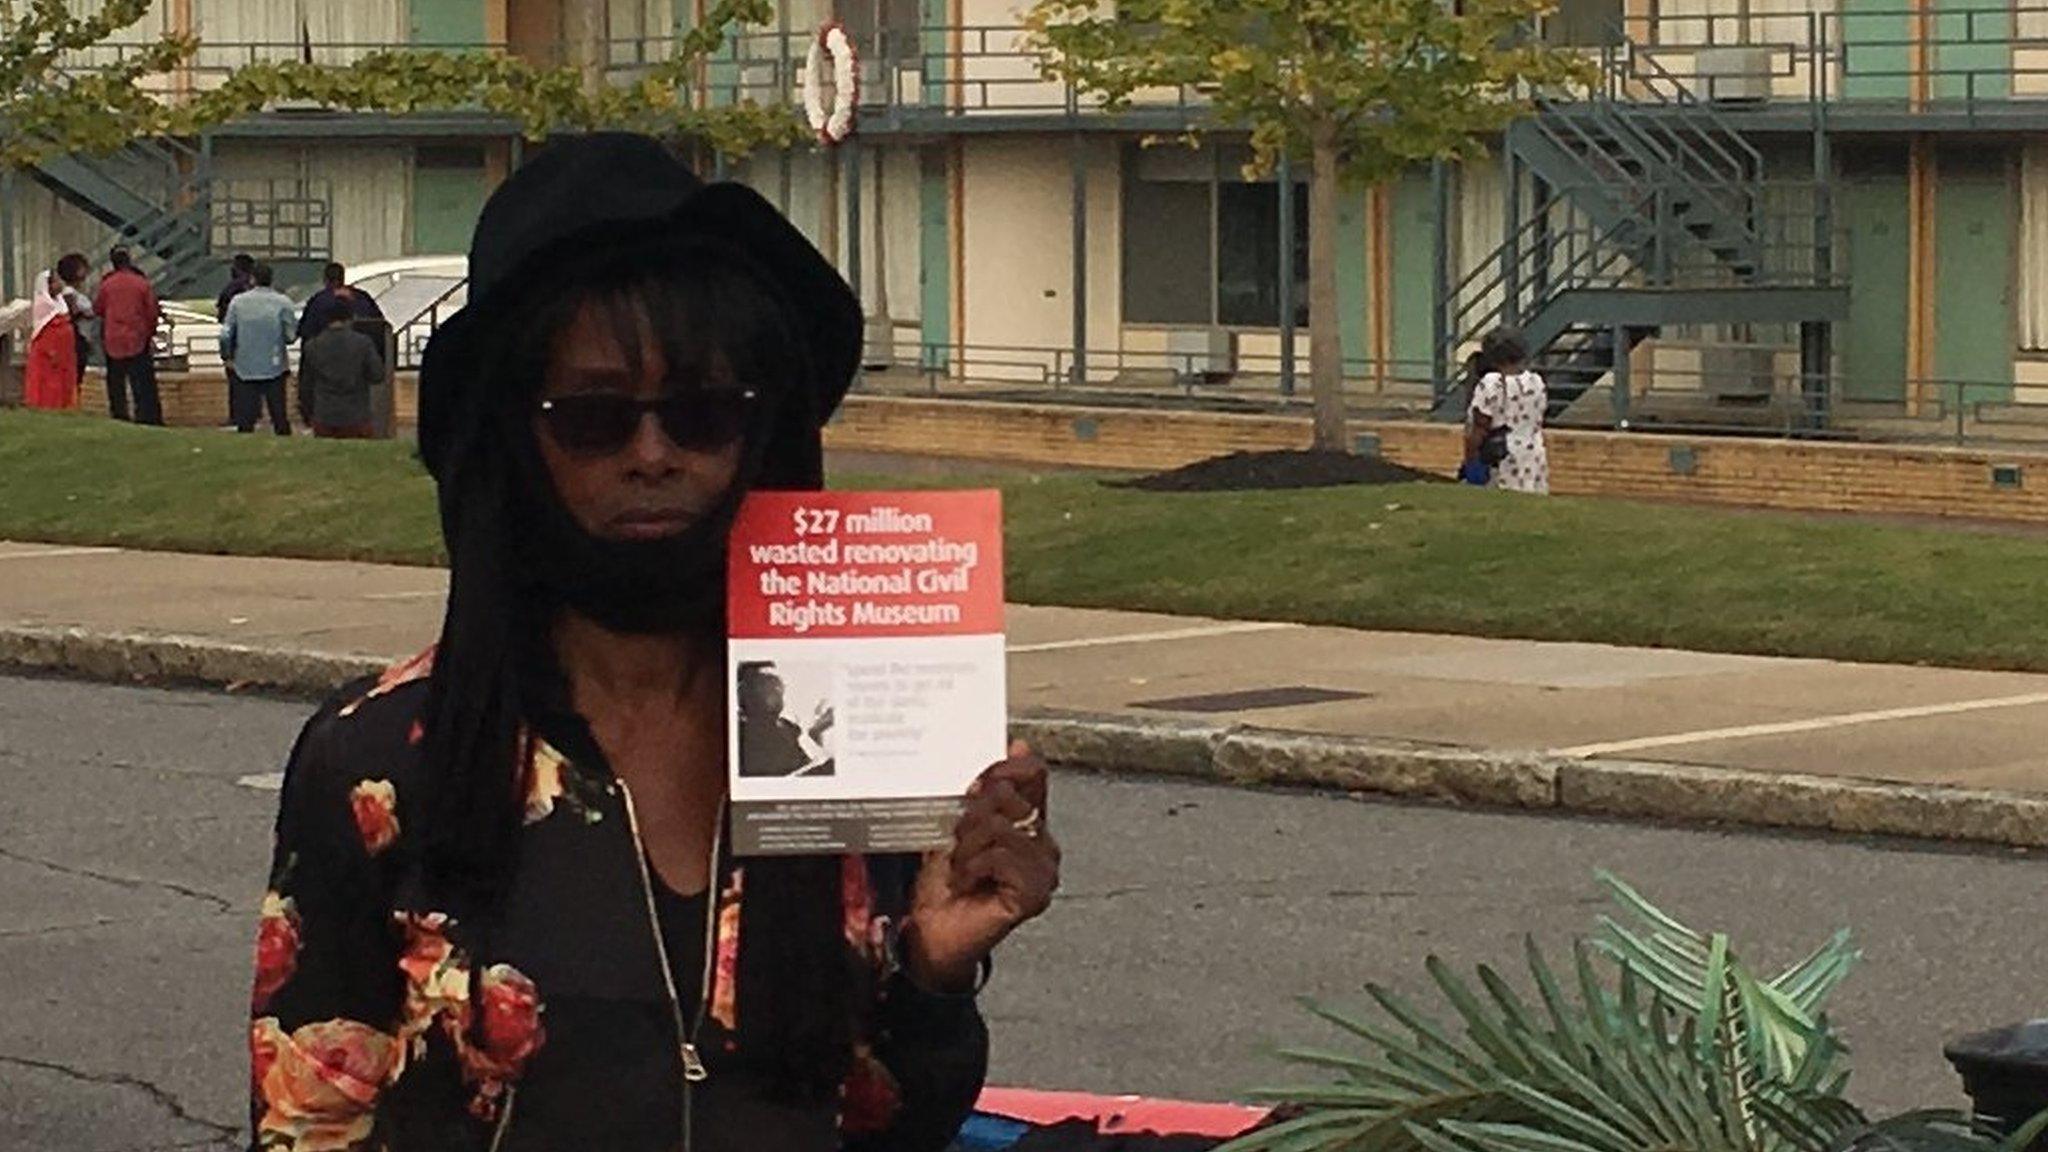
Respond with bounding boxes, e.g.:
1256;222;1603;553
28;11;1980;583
1461;327;1550;495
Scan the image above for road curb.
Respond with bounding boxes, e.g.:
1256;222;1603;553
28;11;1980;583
0;625;385;694
9;625;2048;848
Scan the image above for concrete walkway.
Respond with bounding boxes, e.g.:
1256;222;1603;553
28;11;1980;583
5;539;2048;797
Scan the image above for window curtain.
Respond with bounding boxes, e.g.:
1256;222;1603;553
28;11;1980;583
1751;0;1831;51
191;0;301;49
304;0;406;63
2019;145;2048;350
868;144;923;325
309;147;410;268
1453;154;1505;351
12;188;111;296
60;0;168;87
1651;0;1716;48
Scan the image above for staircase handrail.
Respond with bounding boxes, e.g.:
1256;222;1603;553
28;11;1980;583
1443;202;1650;357
1587;100;1763;263
1608;35;1759;187
394;274;471;367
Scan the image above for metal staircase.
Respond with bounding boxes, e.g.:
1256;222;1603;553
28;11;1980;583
33;137;218;296
1436;35;1848;424
32;138;333;299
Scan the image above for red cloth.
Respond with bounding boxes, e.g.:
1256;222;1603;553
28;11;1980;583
93;267;159;360
974;1089;1272;1138
24;313;78;409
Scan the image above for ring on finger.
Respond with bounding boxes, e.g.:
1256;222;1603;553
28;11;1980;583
1013;806;1043;839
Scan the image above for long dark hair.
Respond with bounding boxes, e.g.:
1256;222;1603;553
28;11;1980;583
418;236;858;1099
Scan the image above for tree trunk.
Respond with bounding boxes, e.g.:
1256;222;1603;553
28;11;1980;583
1308;120;1346;451
566;0;606;98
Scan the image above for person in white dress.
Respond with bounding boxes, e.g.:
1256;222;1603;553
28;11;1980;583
1463;327;1551;495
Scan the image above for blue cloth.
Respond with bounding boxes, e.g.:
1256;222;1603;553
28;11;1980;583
1458;459;1492;486
951;1114;1032;1150
219;287;297;381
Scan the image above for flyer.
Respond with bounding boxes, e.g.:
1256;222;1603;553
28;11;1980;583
726;489;1006;856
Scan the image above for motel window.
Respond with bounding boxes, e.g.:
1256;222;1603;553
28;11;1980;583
1122;144;1309;329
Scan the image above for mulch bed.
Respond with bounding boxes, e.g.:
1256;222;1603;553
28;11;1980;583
1108;449;1448;492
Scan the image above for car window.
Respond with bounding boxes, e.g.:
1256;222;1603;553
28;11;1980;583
375;275;466;330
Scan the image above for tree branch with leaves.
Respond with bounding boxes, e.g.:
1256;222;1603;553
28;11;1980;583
0;0;806;171
1027;0;1595;448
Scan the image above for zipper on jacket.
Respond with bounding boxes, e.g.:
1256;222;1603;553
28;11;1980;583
486;1087;518;1152
617;778;724;1152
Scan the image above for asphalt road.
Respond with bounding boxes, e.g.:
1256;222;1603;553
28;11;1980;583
2;674;2041;1152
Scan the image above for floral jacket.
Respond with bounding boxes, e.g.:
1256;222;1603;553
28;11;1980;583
248;649;989;1152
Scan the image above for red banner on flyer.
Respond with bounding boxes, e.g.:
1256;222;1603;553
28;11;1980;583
728;490;1005;641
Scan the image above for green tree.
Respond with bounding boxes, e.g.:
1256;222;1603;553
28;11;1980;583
0;0;804;170
1027;0;1593;449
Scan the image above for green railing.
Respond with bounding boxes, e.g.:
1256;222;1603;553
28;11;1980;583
59;29;1195;121
693;25;1207;118
1621;5;2048;114
55;10;2048;122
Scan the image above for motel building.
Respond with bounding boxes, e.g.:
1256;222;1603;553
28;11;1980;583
17;0;2048;441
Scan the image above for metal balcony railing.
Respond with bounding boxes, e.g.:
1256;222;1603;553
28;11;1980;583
1616;5;2048;115
57;29;1208;122
48;9;2048;124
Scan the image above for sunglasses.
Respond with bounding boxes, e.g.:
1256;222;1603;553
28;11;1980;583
537;389;758;456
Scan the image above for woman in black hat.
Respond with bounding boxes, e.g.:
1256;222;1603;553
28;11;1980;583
246;134;1060;1152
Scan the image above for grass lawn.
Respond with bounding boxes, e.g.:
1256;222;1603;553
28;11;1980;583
7;408;2048;671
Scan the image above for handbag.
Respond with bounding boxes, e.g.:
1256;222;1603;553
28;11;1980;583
1475;370;1520;466
1478;425;1510;467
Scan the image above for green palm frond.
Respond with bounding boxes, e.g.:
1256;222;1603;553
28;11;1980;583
1826;1109;2048;1152
1592;871;1860;1084
1226;873;1988;1152
1231;936;1850;1152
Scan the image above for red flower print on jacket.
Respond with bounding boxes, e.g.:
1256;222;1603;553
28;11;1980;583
448;963;547;1121
250;1016;402;1150
251;891;301;1010
337;646;436;718
840;1043;904;1134
348;780;400;857
395;912;468;1056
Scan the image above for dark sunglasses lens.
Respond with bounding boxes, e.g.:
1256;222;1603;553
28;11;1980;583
543;396;642;454
655;394;750;450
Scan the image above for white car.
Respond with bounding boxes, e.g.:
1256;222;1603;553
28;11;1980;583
156;255;469;371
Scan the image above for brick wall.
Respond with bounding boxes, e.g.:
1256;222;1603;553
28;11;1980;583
81;371;233;428
85;371;425;431
77;379;2048;524
824;396;2048;524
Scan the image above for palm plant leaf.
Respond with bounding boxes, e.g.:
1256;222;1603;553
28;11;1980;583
1591;871;1855;1085
1228;873;1896;1152
1828;1109;2025;1152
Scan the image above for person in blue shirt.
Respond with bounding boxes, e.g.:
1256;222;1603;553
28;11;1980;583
219;263;299;435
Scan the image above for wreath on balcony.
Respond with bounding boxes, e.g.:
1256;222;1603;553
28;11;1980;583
802;22;859;144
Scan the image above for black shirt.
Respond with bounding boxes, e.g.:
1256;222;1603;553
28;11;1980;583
249;661;989;1152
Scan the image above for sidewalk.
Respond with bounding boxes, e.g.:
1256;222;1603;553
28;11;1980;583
7;540;2048;842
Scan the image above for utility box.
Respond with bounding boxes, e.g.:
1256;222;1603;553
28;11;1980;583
1696;46;1775;104
1700;345;1776;401
1165;328;1237;385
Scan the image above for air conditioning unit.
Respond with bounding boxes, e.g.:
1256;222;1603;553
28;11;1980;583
1700;345;1776;400
863;314;896;371
894;65;925;107
1695;46;1774;105
1165;328;1237;384
736;61;779;102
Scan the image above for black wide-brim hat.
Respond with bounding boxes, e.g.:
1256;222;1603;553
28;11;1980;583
416;132;862;482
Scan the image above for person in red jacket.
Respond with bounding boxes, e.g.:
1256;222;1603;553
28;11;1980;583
92;247;163;425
